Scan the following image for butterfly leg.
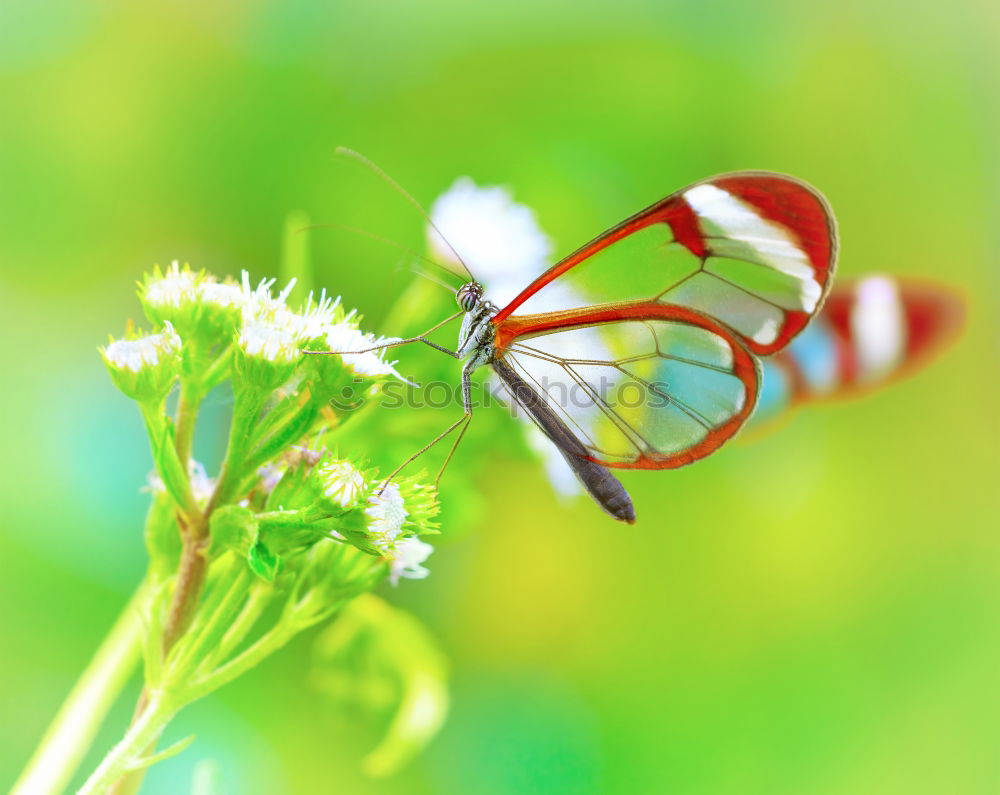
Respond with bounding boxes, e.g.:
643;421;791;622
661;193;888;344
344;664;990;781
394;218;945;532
305;311;464;358
434;361;478;484
376;361;476;495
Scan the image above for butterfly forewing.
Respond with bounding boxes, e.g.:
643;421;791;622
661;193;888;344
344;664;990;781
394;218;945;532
493;172;837;356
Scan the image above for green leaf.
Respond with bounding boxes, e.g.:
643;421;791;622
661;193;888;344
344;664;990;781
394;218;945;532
248;541;280;582
250;402;319;469
311;594;450;777
209;505;258;559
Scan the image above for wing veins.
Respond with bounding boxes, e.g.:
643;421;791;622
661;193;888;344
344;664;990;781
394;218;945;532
557;362;648;455
504;352;601;450
617;366;715;431
507;347;662;458
702;263;789;312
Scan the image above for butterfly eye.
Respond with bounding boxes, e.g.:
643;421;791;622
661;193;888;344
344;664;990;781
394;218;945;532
456;283;481;311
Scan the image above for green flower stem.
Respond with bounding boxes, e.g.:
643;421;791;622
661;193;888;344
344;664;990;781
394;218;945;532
169;560;252;678
109;560;252;795
201;345;233;392
208;581;271;668
12;576;151;795
105;388;251;795
173;381;202;468
138;401;199;518
160;515;210;654
244;400;320;475
243;391;298;448
184;598;314;702
78;691;179;795
212;387;268;508
159;384;264;656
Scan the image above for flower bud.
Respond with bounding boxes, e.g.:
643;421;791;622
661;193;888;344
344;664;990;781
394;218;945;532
316;458;368;511
196;278;245;341
233;316;302;392
139;262;206;336
100;322;182;403
303;319;411;411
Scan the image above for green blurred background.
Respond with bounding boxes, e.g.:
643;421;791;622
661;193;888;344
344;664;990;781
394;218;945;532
2;0;999;792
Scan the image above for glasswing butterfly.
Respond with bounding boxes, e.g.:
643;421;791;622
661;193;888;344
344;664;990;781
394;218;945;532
327;156;839;524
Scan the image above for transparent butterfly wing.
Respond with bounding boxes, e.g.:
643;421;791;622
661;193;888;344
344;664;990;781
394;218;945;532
493;172;837;356
495;305;758;469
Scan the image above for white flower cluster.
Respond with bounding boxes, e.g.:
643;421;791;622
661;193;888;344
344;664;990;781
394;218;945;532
428;177;552;304
141;263;407;380
234;272;311;365
143;265;200;309
313;461;435;586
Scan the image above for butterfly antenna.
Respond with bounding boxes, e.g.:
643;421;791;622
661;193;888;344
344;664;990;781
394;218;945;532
334;146;477;282
299;221;461;292
409;263;458;293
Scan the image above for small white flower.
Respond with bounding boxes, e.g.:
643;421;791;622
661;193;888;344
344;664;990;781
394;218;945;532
188;459;216;504
324;322;408;380
143;261;199;309
199;280;244;310
387;537;433;585
428;177;552;286
318;459;367;508
289;291;341;342
103;322;182;373
239;271;297;321
143;459;216;505
365;482;408;547
239;317;300;364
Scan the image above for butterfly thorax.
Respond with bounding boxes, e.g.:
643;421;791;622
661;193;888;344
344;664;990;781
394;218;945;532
455;282;498;371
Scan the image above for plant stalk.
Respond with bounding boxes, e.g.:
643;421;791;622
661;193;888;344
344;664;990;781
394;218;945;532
12;577;151;795
78;691;178;795
173;381;202;468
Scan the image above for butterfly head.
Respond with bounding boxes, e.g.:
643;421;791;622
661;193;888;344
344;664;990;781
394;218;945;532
456;281;484;312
